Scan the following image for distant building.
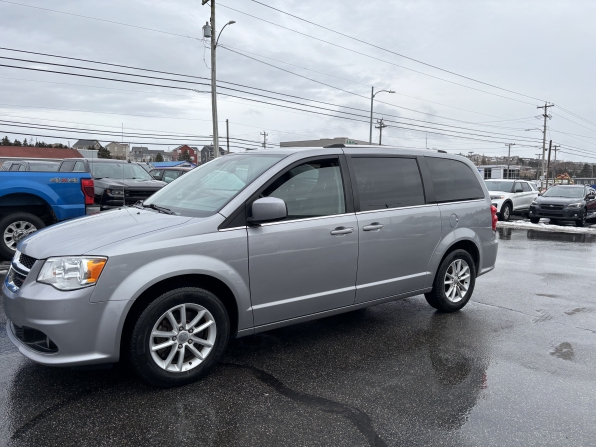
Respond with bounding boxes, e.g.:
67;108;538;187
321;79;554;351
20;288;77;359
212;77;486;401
171;145;199;164
279;137;369;148
105;142;130;160
131;147;171;162
478;165;521;180
200;146;226;164
73;139;102;150
0;146;83;164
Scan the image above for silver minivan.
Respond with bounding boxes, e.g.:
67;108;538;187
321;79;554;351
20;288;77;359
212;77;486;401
4;147;498;387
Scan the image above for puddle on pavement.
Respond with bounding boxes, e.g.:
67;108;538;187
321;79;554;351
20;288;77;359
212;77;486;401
498;227;596;243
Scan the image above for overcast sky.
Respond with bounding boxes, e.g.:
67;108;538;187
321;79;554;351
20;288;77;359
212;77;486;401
0;0;595;161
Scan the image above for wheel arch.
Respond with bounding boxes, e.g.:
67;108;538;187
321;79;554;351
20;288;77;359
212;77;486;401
0;193;56;224
119;274;240;360
426;231;481;289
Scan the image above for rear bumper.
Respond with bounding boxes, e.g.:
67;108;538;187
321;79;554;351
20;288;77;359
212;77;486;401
478;236;498;277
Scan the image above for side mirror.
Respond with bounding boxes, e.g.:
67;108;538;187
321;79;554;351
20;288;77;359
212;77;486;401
588;194;595;200
249;197;287;225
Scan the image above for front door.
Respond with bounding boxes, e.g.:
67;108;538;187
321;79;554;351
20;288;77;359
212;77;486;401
248;157;358;326
348;156;442;304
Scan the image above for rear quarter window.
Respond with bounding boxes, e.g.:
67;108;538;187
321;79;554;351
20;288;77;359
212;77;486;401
426;157;485;203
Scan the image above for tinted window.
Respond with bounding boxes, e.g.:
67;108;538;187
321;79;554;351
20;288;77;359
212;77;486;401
150;169;163;179
73;161;86;172
10;164;21;171
262;159;345;219
351;157;425;211
426;157;484;202
60;161;76;172
163;170;181;183
90;162;152;180
521;182;531;192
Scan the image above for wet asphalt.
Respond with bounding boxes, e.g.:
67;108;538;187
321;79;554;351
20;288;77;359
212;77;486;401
1;228;596;446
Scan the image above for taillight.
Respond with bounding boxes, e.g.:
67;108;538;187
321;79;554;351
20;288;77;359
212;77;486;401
81;178;95;205
491;205;498;231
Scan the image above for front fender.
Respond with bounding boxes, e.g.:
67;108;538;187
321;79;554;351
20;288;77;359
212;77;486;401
91;253;252;330
425;227;482;288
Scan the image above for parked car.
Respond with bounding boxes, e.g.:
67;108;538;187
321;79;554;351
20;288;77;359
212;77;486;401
0;170;97;258
4;147;498;387
149;167;193;183
58;158;167;209
529;185;596;226
0;160;60;172
485;179;539;221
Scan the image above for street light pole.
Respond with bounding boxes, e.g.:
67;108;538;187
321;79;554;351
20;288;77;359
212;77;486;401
369;87;395;144
208;0;219;158
505;143;515;179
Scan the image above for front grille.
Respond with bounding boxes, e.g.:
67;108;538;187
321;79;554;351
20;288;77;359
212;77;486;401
11;322;59;353
125;190;156;198
540;204;564;210
19;253;36;269
6;266;27;292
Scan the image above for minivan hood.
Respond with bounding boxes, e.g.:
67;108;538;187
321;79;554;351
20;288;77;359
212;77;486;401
19;208;193;259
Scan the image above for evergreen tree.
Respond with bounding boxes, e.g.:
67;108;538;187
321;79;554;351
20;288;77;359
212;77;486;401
1;136;10;146
155;153;164;162
13;139;22;146
180;150;191;162
96;146;112;159
579;163;592;177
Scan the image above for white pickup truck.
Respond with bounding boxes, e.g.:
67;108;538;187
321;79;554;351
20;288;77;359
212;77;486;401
485;179;539;221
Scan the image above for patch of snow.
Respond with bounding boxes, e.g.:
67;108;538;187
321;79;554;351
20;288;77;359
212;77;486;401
497;220;596;234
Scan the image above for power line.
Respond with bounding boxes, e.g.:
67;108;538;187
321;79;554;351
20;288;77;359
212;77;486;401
248;0;545;103
0;0;199;40
218;2;538;106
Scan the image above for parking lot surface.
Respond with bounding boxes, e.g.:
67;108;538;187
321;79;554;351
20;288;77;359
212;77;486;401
1;228;596;446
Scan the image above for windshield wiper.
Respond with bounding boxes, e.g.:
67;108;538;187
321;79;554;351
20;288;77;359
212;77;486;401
143;203;175;215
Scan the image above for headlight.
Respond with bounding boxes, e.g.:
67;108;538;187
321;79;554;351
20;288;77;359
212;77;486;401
107;189;124;196
568;202;583;208
490;195;505;200
38;256;107;290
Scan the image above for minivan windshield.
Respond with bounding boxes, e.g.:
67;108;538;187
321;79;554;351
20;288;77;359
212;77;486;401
484;181;514;192
542;186;585;198
143;154;284;217
90;162;153;180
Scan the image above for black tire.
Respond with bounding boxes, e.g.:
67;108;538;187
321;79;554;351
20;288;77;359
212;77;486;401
129;287;230;388
0;212;45;259
530;217;540;224
576;211;587;227
499;203;512;222
425;249;477;313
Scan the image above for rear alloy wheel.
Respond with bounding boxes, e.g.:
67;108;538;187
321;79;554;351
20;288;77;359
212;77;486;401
425;249;476;313
576;210;587;227
0;212;45;259
499;203;511;222
130;287;229;388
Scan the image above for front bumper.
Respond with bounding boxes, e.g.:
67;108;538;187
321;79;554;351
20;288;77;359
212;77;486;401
3;263;130;366
529;206;584;221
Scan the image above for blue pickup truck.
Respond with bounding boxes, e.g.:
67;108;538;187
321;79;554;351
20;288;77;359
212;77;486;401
0;171;98;259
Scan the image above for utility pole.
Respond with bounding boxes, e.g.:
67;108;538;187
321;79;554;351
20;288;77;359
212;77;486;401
375;118;387;145
369;86;374;144
552;144;559;183
535;154;542;181
545;140;553;190
505;143;515;179
226;119;230;154
203;0;220;158
537;103;554;189
260;131;268;149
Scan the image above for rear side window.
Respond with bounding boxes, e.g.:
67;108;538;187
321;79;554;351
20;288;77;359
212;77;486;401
60;161;75;172
73;161;86;172
351;157;425;211
426;157;485;203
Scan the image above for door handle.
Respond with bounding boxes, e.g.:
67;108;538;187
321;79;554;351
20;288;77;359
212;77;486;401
363;223;384;231
330;226;354;236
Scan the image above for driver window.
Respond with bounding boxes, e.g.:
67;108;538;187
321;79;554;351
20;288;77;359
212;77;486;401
514;182;523;192
261;159;345;220
521;182;531;192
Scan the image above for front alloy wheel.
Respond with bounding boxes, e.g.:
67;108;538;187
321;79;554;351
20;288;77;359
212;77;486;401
129;287;229;388
150;303;216;373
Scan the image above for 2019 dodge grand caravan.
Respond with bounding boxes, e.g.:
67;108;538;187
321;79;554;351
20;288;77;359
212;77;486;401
4;147;498;387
